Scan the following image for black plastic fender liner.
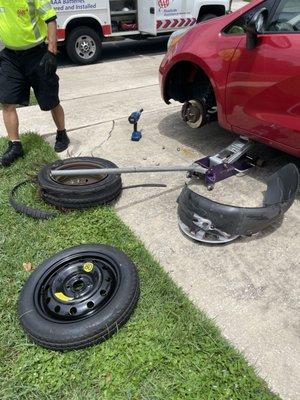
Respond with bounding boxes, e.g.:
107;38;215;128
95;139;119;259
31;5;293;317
177;163;299;243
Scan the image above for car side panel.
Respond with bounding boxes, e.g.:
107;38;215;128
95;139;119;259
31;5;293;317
226;34;300;157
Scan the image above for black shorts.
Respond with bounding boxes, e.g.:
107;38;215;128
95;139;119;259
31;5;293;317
0;43;60;111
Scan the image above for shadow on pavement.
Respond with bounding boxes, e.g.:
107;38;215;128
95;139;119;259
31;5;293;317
58;37;169;67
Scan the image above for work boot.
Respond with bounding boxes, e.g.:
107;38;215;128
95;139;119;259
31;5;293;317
1;141;24;167
54;129;70;153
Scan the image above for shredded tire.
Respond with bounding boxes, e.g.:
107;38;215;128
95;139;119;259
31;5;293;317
9;180;57;220
38;157;122;210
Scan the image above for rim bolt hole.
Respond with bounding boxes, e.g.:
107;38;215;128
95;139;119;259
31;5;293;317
55;306;61;313
106;277;111;282
45;297;51;304
70;307;77;315
87;301;94;309
100;290;107;296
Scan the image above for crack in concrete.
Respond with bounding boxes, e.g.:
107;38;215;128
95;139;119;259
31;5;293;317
60;84;159;103
41;105;180;138
91;120;116;155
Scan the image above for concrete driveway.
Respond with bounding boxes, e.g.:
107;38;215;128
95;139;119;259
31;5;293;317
1;15;299;400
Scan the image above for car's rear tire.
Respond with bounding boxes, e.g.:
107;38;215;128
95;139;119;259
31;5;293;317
66;26;102;65
18;244;140;350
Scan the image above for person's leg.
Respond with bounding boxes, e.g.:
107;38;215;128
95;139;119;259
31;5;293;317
1;104;24;166
51;103;70;152
29;46;70;153
2;104;19;140
0;49;29;166
51;103;65;131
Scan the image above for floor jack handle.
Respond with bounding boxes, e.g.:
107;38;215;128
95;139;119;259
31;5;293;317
50;164;206;178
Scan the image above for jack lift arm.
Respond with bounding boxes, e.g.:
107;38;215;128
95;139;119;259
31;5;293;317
51;137;257;189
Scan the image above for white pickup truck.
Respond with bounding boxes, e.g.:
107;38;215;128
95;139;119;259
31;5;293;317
51;0;232;64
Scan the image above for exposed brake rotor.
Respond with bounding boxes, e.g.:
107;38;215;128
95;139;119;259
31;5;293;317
181;100;206;129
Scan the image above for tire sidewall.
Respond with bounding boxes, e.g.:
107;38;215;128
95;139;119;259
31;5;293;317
38;157;121;195
19;245;139;346
66;26;102;65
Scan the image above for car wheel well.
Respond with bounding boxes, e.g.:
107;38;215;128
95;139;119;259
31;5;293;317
165;62;216;109
197;5;226;22
66;17;103;38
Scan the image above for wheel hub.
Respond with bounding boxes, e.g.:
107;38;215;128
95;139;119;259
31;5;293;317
181;100;205;129
75;35;96;60
51;161;107;186
185;103;201;123
81;41;90;52
41;259;115;320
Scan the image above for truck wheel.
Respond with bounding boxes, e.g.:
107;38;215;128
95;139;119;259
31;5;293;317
198;13;217;22
66;26;102;65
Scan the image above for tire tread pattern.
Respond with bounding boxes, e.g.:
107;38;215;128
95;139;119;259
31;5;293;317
38;157;122;209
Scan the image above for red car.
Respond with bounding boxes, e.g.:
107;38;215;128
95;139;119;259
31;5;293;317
160;0;300;157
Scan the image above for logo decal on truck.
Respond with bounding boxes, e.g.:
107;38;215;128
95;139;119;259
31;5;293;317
158;0;170;9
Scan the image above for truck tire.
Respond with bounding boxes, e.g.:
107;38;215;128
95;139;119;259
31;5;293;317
18;244;140;350
66;26;102;65
198;13;218;22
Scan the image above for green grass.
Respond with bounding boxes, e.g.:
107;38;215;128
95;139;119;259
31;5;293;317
29;91;38;106
0;134;280;400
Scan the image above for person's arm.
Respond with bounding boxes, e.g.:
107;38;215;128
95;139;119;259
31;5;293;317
47;19;58;55
35;0;57;53
38;11;58;75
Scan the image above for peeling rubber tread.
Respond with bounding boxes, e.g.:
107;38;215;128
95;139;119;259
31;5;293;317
38;157;122;209
9;180;57;220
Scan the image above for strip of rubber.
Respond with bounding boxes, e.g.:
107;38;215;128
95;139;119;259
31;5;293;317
9;180;57;220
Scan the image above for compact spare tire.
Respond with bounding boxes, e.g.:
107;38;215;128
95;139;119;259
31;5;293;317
18;244;140;350
38;157;122;209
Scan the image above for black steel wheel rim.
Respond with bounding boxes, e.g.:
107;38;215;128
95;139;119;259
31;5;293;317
34;252;120;322
51;161;108;186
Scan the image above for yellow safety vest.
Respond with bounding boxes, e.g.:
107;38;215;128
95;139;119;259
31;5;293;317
0;0;56;50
